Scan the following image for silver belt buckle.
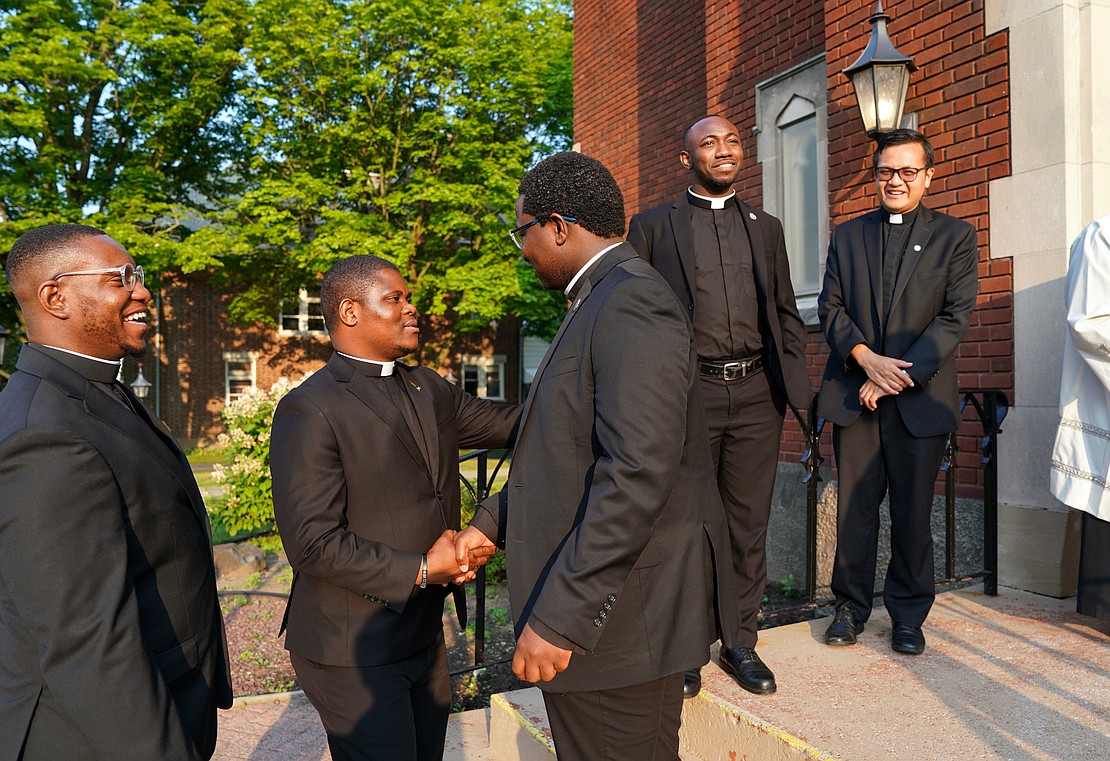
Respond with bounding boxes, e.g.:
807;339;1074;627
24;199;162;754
722;361;743;381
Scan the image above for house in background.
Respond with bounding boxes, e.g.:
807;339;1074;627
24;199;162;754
572;0;1109;598
123;271;538;448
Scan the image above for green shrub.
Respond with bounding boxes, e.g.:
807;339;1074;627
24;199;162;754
209;377;300;537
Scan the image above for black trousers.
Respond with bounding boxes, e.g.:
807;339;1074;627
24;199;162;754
1078;511;1110;620
290;631;451;761
699;370;784;648
542;672;685;761
831;399;947;627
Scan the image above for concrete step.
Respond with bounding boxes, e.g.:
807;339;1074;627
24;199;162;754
445;707;496;761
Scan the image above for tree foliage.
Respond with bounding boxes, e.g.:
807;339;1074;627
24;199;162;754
0;0;573;364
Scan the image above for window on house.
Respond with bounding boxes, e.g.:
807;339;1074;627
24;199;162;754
280;289;326;335
223;352;258;404
755;55;829;326
459;354;506;400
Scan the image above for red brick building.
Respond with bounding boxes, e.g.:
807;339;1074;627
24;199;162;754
573;0;1101;596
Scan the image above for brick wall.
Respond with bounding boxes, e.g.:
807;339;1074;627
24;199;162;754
574;0;1013;496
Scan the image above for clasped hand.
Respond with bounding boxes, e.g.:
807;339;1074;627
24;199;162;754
852;345;914;411
421;529;497;586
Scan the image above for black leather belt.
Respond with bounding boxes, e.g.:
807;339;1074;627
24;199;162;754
698;356;764;381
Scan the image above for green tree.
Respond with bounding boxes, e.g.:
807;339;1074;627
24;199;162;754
0;0;250;354
216;0;572;359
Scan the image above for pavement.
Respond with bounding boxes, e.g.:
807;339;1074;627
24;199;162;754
212;586;1110;761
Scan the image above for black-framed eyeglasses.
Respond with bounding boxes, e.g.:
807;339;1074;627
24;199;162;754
509;215;577;250
875;166;926;182
53;263;146;292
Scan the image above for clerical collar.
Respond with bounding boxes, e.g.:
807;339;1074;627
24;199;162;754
882;207;919;226
35;343;122;383
337;351;395;377
687;188;735;210
564;241;623;299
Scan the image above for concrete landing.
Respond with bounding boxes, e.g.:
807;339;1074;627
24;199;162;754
689;586;1110;760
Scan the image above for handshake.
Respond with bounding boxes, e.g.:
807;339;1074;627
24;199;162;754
417;526;496;586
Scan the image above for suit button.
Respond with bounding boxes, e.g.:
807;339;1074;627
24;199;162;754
594;618;603;627
436;491;444;500
598;610;607;619
362;593;371;599
603;603;612;611
607;594;616;602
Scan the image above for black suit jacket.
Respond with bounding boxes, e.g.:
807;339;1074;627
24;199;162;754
627;194;812;409
473;244;733;692
816;205;979;435
0;345;233;761
270;354;518;668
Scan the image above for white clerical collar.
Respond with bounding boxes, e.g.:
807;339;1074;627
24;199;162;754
688;187;736;210
42;344;123;368
336;352;395;375
564;241;624;297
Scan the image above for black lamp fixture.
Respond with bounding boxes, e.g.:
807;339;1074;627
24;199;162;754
843;1;917;139
130;365;152;400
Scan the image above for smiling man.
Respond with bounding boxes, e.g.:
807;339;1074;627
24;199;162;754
269;255;518;761
626;114;811;697
817;129;978;656
0;224;233;760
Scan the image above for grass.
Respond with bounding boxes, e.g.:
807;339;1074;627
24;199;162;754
186;446;227;465
457;449;512;496
193;469;220;490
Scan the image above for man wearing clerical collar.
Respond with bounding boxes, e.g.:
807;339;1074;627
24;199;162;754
627;115;811;698
817;129;979;657
269;255;518;761
0;223;233;760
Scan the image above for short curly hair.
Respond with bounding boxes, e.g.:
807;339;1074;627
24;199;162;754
5;223;108;298
320;255;401;333
518;152;625;238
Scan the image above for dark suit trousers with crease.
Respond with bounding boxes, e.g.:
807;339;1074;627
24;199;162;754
831;399;947;627
700;370;783;648
542;672;685;761
290;631;451;761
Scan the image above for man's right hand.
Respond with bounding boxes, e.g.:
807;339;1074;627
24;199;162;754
424;530;473;586
851;344;914;395
454;526;495;574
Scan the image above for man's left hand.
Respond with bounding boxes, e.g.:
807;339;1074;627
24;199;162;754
513;623;572;683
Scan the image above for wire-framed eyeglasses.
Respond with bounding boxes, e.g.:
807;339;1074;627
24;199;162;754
874;166;926;182
509;215;577;250
53;263;146;292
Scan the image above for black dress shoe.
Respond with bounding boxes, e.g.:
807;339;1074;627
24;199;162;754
718;646;776;695
683;667;701;699
891;623;926;655
825;605;865;646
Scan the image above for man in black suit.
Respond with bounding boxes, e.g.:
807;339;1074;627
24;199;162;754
817;129;978;655
0;224;233;760
456;152;733;761
627;115;811;696
269;255;518;761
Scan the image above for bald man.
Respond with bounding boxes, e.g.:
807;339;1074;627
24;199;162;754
0;224;232;761
627;115;811;696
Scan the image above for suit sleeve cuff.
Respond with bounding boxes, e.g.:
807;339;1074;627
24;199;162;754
528;613;587;655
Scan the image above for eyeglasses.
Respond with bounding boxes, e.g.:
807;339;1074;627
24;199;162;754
53;263;146;292
509;215;577;250
875;166;926;182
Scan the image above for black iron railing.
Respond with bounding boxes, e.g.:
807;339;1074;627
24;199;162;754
791;388;1009;617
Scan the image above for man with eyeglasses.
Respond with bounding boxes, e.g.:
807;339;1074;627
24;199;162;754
817;129;979;655
457;151;733;761
0;224;233;760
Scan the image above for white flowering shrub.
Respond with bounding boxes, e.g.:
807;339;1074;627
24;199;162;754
211;376;302;537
